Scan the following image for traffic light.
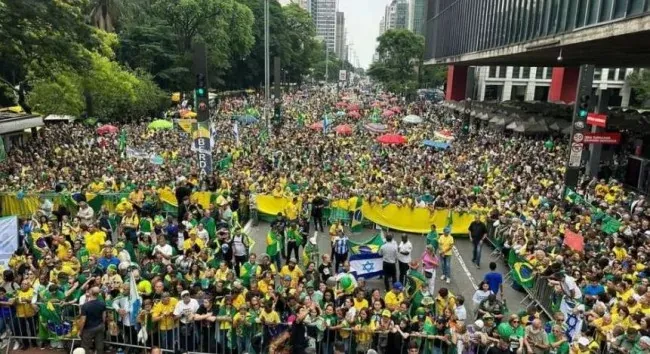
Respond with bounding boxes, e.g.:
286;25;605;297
578;94;590;118
196;73;207;97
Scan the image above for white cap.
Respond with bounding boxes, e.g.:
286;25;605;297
474;319;484;329
577;337;590;346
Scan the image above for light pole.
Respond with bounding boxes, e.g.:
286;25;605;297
316;36;328;83
263;0;270;132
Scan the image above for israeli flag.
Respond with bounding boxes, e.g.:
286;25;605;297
129;270;142;328
349;252;383;279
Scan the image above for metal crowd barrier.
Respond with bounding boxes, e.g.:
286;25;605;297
0;302;534;354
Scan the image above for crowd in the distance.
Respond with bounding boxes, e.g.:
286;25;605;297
0;87;648;354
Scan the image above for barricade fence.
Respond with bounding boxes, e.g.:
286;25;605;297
0;302;558;354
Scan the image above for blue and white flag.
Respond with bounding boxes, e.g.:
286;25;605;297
233;121;240;145
348;234;385;279
129;271;142;327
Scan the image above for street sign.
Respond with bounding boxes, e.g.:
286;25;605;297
586;113;607;127
572;133;584;143
339;70;347;81
569;143;583;167
584;132;621;144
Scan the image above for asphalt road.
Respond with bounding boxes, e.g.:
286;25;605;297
245;221;527;317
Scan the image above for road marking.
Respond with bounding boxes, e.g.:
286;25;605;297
453;245;478;290
243;219;253;234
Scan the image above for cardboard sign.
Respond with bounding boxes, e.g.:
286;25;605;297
586;113;607;127
564;229;584;252
584;132;621;144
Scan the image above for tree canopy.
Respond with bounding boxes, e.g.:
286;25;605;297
0;0;341;119
368;29;446;94
627;69;650;106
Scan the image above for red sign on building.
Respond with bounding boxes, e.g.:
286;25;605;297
586;113;607;127
584;132;621;144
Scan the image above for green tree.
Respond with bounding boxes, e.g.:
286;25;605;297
0;0;99;109
280;4;320;85
419;65;447;89
368;29;424;94
627;69;650;106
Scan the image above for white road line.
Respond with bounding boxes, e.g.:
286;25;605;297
453;245;478;291
243;219;253;234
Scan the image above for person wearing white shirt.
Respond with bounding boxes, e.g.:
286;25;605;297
397;235;413;284
196;224;210;244
113;284;139;345
152;236;173;265
378;233;398;291
174;290;200;352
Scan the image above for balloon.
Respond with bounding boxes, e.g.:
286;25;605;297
340;275;353;291
544;140;554;150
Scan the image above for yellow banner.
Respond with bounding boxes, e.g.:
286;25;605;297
177;120;195;133
256;195;486;234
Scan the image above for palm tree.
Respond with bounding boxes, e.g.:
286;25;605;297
89;0;121;32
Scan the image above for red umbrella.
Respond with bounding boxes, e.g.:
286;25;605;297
348;111;361;119
377;133;407;145
96;125;118;135
309;121;324;130
390;106;401;113
347;104;360;112
382;110;395;118
335;124;353;135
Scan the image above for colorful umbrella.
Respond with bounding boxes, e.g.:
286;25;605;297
309;121;324;130
335;124;353;135
377;133;407;145
96;125;118;135
402;115;422;124
348;111;361;119
364;123;388;133
347;104;360;112
434;130;455;141
423;140;450;150
148;119;173;130
237;115;258;125
390;106;401;113
382;110;395;118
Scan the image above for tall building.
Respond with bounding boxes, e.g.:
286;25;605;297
335;12;347;61
385;0;409;31
471;66;633;107
379;16;386;36
311;0;337;54
408;0;427;36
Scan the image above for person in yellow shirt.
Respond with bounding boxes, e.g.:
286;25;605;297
283;197;300;222
128;186;145;211
384;282;405;311
121;208;139;243
3;280;38;349
438;227;454;283
215;262;232;282
183;231;205;251
85;224;106;256
613;241;628;261
353;289;369;311
259;300;280;326
152;292;179;349
279;258;303;288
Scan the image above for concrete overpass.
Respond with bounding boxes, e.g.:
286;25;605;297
424;0;650;101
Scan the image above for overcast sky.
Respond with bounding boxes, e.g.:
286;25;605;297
338;0;389;69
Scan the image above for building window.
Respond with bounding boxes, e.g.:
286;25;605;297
607;69;616;81
513;66;521;79
498;66;507;78
617;68;628;81
594;69;602;81
522;67;531;79
544;67;552;79
535;67;543;79
489;66;497;78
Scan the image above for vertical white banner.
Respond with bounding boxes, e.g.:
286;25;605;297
0;216;18;266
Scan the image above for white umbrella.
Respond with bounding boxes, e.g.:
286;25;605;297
402;115;423;124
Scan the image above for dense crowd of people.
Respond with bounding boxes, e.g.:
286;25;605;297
0;87;648;354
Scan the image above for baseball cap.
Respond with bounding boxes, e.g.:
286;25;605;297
577;337;590;346
640;336;650;346
381;309;391;317
283;275;292;281
474;319;484;329
393;282;403;291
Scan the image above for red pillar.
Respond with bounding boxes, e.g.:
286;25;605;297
445;65;468;101
548;67;580;103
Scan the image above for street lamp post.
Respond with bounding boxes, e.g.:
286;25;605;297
263;0;270;132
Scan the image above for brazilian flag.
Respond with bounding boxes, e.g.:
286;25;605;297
350;197;364;233
348;234;384;254
406;269;427;316
511;261;535;288
266;230;281;257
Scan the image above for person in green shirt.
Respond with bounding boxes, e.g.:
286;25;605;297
239;253;258;287
74;240;90;267
497;314;525;352
426;224;439;251
547;325;570;354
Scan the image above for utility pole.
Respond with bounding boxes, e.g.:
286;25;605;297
325;45;329;83
264;0;270;133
